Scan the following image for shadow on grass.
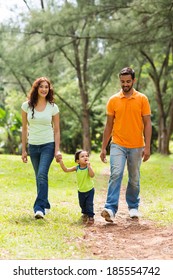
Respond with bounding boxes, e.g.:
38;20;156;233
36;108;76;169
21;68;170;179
6;214;47;226
5;210;85;233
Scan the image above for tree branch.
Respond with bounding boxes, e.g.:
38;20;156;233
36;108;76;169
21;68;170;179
55;92;80;120
22;0;31;11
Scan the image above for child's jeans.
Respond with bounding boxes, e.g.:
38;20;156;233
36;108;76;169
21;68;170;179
78;188;95;218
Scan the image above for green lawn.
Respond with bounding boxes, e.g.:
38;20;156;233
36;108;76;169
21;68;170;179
0;153;106;259
0;153;173;259
140;153;173;224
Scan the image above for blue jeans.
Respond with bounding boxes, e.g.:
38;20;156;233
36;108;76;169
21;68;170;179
28;142;55;214
105;143;143;216
78;188;95;218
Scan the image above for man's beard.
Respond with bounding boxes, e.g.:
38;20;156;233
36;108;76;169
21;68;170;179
122;84;133;92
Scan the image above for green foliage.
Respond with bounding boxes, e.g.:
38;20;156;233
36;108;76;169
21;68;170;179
0;107;22;154
0;0;173;153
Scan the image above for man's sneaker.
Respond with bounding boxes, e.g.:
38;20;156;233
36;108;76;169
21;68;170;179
129;208;139;218
101;208;114;223
35;211;44;219
45;208;50;215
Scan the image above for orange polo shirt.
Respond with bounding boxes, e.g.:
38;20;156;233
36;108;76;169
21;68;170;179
106;89;151;148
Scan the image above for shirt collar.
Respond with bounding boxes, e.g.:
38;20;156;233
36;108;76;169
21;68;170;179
119;89;137;99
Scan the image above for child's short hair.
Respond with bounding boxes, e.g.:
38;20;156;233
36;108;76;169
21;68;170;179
75;150;89;162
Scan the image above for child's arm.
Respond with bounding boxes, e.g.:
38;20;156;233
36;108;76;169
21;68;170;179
59;160;76;172
87;161;95;178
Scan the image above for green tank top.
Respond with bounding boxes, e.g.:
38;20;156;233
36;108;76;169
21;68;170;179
76;165;94;192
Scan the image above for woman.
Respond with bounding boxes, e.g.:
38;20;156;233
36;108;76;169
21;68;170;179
21;77;62;219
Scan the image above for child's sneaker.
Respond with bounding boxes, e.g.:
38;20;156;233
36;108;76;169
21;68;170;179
87;217;94;225
81;214;88;223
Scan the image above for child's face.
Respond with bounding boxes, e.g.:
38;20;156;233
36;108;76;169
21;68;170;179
78;151;89;166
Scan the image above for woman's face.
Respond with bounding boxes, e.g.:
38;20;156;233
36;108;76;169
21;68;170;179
38;81;49;98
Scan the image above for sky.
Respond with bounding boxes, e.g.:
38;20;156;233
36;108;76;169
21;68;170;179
0;0;31;23
0;0;67;23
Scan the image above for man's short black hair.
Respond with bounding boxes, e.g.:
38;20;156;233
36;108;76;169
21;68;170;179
119;67;135;79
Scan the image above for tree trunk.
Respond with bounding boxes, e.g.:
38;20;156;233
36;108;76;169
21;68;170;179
72;35;91;151
141;45;172;155
158;117;170;154
82;108;91;151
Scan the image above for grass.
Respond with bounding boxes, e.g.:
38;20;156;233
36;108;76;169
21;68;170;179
122;153;173;225
0;153;106;260
140;153;173;225
0;152;173;259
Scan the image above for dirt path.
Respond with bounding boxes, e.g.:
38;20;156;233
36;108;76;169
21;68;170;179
77;170;173;260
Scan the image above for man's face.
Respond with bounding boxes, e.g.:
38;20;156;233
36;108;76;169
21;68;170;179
120;74;135;93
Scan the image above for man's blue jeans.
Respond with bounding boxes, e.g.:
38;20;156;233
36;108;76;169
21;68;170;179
105;143;143;216
28;142;55;214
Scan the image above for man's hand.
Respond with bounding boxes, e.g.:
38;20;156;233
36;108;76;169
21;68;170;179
100;149;107;163
142;147;150;162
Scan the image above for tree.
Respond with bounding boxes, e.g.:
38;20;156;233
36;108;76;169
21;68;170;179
1;0;173;154
141;45;173;154
0;107;22;154
19;0;132;151
109;0;173;154
130;0;173;154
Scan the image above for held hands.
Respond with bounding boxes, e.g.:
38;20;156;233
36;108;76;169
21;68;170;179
21;151;28;163
55;151;62;163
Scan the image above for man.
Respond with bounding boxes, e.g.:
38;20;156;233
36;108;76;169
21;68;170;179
100;67;152;222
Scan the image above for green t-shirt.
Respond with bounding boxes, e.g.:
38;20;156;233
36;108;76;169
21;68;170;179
21;101;59;145
76;165;94;192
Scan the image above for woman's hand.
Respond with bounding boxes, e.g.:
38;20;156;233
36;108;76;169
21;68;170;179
21;151;28;163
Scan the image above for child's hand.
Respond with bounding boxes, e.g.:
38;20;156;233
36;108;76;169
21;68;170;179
86;161;91;168
55;152;62;163
87;161;95;177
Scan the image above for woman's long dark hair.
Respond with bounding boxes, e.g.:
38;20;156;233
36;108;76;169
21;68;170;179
28;77;55;119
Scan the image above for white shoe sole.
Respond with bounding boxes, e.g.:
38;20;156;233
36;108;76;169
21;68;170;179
129;209;139;218
101;209;114;223
35;211;44;219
